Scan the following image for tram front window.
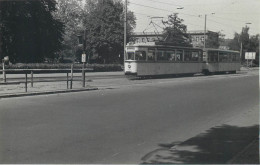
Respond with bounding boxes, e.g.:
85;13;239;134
127;52;135;60
136;51;146;61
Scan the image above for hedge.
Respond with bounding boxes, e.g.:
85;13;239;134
0;63;123;72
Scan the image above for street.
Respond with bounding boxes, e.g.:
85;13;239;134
0;70;259;164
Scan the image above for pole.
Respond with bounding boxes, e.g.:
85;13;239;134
31;71;33;87
124;0;127;71
25;73;27;92
66;72;69;89
204;14;207;49
240;42;243;63
82;62;85;87
2;61;6;83
70;64;73;89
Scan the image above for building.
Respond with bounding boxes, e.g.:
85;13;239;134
131;30;219;48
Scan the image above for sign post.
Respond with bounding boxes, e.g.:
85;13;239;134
2;56;9;82
245;52;256;67
82;54;86;87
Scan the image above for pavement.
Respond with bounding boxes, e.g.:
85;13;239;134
141;105;259;164
0;67;259;164
0;71;124;98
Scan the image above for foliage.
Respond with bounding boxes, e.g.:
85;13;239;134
205;32;220;49
0;0;64;63
81;0;136;64
228;26;259;63
53;0;84;59
162;13;192;47
0;63;123;72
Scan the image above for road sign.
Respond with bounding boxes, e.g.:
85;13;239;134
82;54;86;63
245;52;256;60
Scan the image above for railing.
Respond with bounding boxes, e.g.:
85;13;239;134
0;65;94;92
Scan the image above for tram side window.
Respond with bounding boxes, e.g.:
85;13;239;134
127;52;135;60
228;53;233;62
135;51;146;61
157;50;168;61
236;53;240;61
148;49;155;61
231;53;236;62
192;51;200;61
166;51;175;61
176;50;183;61
184;51;192;61
219;52;228;62
208;51;218;62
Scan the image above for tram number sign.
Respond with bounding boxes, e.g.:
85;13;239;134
245;52;256;60
82;54;86;63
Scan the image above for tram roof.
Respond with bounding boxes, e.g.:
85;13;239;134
127;42;202;50
203;48;240;53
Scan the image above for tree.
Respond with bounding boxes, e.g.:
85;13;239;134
54;0;85;60
82;0;136;64
228;26;259;63
0;0;64;63
205;31;220;49
162;13;192;47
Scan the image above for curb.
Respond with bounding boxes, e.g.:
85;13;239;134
0;88;98;99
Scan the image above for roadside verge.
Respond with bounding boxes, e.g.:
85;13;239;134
0;87;98;99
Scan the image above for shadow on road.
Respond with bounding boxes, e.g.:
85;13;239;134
141;124;259;164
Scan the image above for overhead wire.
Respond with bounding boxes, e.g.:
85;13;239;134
129;0;259;36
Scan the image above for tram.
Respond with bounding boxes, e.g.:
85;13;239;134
124;42;241;77
202;48;241;74
124;42;204;77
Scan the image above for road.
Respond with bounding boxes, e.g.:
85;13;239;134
0;70;258;163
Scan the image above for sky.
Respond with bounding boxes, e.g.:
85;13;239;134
128;0;260;39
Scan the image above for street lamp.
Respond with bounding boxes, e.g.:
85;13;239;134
202;13;215;48
124;0;127;71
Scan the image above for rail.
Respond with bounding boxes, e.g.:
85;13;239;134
0;66;94;92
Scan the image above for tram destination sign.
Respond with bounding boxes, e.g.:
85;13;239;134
245;52;256;60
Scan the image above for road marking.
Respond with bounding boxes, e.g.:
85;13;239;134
137;141;146;146
111;152;120;157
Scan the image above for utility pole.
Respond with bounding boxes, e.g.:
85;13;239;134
204;14;207;48
124;0;127;71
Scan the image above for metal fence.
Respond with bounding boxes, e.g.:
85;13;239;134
0;65;93;92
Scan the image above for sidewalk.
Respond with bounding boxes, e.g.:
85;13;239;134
0;71;126;98
0;81;98;98
141;104;259;164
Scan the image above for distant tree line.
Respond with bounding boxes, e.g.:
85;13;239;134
0;0;136;64
0;0;64;63
228;26;259;64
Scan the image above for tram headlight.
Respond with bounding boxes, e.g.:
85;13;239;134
128;65;131;69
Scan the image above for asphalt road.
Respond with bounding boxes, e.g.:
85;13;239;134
0;71;258;163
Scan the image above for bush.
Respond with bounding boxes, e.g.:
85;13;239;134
0;63;123;72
